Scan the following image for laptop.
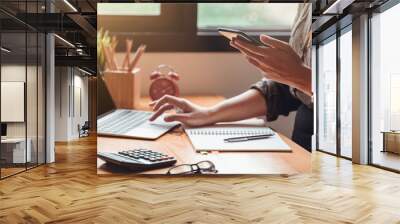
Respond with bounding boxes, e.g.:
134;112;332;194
97;109;180;139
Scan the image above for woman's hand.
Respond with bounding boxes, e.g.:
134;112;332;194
149;95;216;127
149;90;267;127
230;34;312;96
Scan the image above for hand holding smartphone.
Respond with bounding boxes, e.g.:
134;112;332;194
218;28;268;47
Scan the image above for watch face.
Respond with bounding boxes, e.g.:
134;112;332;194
149;77;179;100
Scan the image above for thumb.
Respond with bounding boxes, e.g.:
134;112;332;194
260;34;286;49
164;113;189;123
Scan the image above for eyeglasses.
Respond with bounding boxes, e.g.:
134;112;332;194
166;160;218;175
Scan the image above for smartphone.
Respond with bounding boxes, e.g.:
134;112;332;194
218;28;268;47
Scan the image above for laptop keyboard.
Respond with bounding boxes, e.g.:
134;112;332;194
98;110;152;135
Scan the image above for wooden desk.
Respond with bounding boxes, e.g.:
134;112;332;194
97;96;311;175
1;138;32;164
382;131;400;154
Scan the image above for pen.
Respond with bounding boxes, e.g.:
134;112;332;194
224;133;274;143
128;44;146;73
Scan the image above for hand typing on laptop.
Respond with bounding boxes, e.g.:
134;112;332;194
148;91;267;127
149;95;215;127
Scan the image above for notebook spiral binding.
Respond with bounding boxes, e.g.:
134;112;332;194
189;128;273;136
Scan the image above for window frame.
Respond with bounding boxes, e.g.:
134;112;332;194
0;0;47;180
316;33;339;157
338;24;353;159
314;0;400;173
97;3;292;52
367;0;400;173
315;22;353;161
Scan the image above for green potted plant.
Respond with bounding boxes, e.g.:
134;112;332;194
97;28;112;75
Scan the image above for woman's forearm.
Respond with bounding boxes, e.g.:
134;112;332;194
207;89;267;124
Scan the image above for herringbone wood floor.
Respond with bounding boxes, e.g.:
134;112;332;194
1;136;399;224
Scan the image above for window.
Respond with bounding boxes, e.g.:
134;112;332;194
197;3;298;32
97;3;298;52
370;2;400;171
316;25;353;159
97;4;186;35
339;28;352;158
97;3;161;16
317;36;337;155
390;74;400;130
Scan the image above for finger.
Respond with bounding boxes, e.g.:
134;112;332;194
164;113;190;123
231;37;266;56
239;48;266;63
149;104;174;121
231;38;265;56
149;101;156;106
246;56;275;75
232;42;265;62
153;95;187;111
247;58;269;73
260;35;287;50
246;56;260;67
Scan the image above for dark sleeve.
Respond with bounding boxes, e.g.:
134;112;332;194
250;79;302;122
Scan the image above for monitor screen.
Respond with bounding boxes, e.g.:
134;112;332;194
1;123;7;137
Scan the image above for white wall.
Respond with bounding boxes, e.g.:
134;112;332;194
72;73;89;138
55;67;89;141
55;67;69;141
114;52;297;137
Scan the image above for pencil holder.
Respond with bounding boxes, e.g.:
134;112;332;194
102;68;141;109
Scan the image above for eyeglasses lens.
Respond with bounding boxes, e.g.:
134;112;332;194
168;165;193;174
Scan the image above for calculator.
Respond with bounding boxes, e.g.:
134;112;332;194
97;149;177;171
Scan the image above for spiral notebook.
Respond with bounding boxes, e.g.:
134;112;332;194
184;121;291;152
